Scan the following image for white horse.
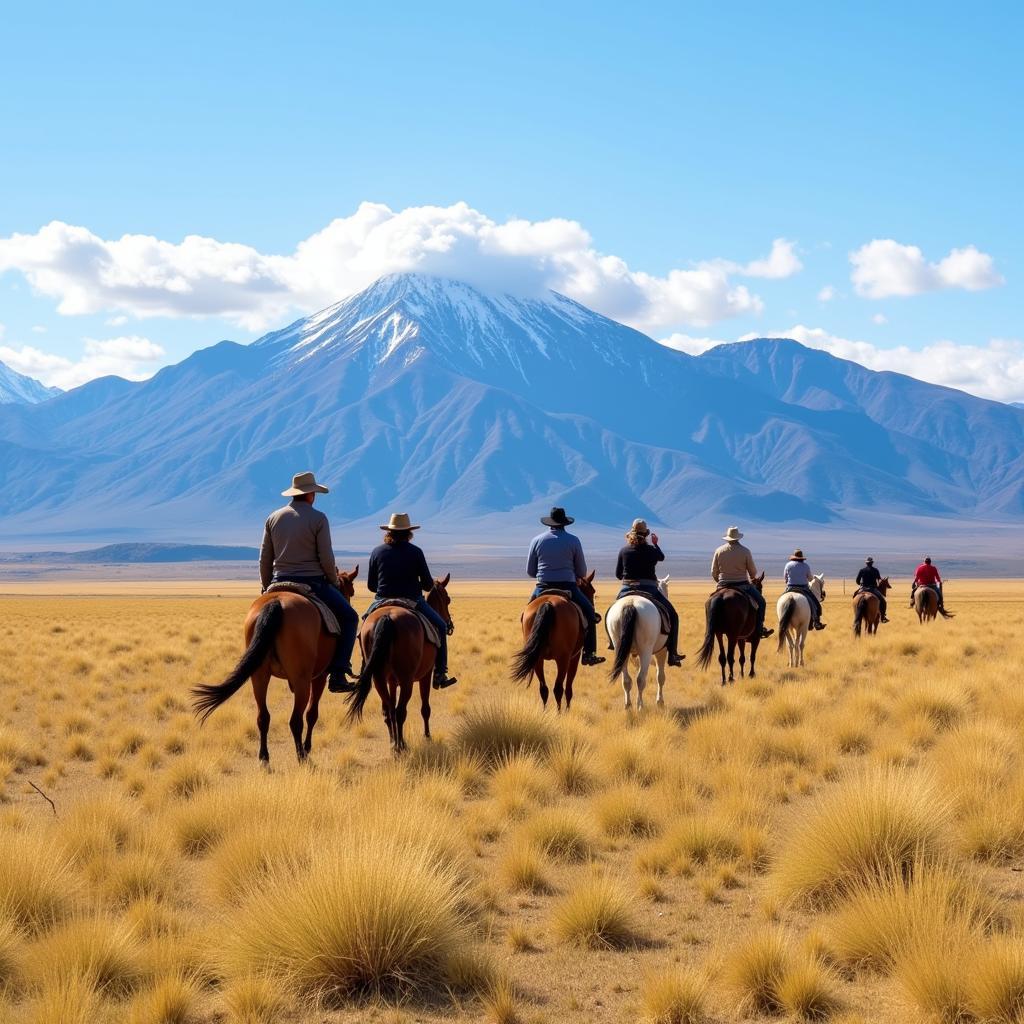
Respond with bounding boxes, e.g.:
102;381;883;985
776;574;826;668
606;576;671;710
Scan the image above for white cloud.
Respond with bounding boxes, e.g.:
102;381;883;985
658;332;728;355
740;324;1024;404
106;315;129;326
817;285;837;302
0;203;795;333
31;324;46;333
0;335;166;390
850;239;1003;298
871;313;888;325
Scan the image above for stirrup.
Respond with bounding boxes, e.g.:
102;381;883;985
760;627;774;638
432;673;457;690
668;653;685;666
328;670;358;694
582;653;606;666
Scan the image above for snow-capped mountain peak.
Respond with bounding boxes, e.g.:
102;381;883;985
0;360;60;405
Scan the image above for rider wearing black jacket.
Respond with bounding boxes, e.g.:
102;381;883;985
855;557;889;623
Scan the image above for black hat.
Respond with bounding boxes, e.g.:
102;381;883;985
541;506;574;527
866;556;874;564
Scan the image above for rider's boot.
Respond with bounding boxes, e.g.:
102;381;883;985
760;627;774;638
327;665;359;694
432;666;458;690
582;623;605;666
814;620;827;631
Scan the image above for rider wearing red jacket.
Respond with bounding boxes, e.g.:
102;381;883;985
911;556;945;611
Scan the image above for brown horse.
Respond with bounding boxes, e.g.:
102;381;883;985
344;575;454;754
510;571;597;710
191;567;359;763
695;573;766;686
853;578;892;636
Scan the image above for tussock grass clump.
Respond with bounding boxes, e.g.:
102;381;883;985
599;729;664;787
899;680;969;731
893;930;973;1023
454;698;554;764
221;973;284;1024
641;815;741;874
219;839;478;1002
769;766;953;908
824;866;996;973
0;914;25;993
547;734;596;795
26;915;144;997
639;967;709;1023
500;838;554;894
126;973;202;1024
592;784;661;839
775;957;843;1020
522;809;595;862
963;937;1024;1023
488;751;550;818
0;829;82;933
23;970;109;1024
724;927;792;1014
551;872;640;949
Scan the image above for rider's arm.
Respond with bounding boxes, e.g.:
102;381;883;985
572;537;587;580
615;549;624;580
417;549;433;593
526;539;539;579
366;552;378;593
710;550;720;581
259;520;274;591
652;544;665;563
745;551;758;581
315;516;339;581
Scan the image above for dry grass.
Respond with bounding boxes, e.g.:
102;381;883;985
0;580;1021;1023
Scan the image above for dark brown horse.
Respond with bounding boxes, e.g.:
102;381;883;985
695;573;766;686
853;578;891;636
344;575;454;753
191;567;359;763
510;571;597;710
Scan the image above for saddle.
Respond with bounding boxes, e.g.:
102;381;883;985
264;581;341;635
618;588;670;635
529;586;590;634
370;598;442;648
711;582;760;612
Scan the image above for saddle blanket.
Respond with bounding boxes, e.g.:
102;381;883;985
710;583;760;612
617;589;670;635
529;587;590;635
264;581;341;635
370;598;442;648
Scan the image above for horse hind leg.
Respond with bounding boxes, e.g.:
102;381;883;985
655;650;667;707
303;673;327;756
636;654;651;712
290;675;312;762
727;638;737;683
535;662;549;708
716;634;727;687
738;642;746;678
419;676;432;740
252;666;271;764
565;655;579;712
553;660;567;712
393;679;414;754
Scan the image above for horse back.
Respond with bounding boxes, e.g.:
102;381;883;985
523;595;583;657
362;606;430;679
246;592;327;679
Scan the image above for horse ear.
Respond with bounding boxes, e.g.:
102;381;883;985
351;564;359;578
586;570;596;583
440;572;451;587
757;571;765;583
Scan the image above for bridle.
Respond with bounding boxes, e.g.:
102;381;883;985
429;581;455;636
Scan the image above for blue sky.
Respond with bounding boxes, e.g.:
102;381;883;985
0;1;1021;398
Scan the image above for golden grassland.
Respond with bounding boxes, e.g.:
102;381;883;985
0;577;1022;1023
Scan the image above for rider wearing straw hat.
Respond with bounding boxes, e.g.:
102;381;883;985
710;526;773;639
527;507;605;666
365;513;457;689
784;548;826;630
259;471;359;694
614;518;684;666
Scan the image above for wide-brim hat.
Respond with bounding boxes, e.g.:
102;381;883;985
631;518;650;536
282;471;329;497
866;556;874;564
790;549;806;561
541;506;574;527
380;512;420;532
723;525;743;541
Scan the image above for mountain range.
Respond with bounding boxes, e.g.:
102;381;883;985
0;272;1021;550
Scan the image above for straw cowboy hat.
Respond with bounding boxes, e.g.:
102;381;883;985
631;518;650;536
380;512;420;532
282;471;329;497
541;507;574;527
722;525;743;541
790;549;806;561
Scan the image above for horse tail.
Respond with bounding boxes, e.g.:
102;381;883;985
511;601;555;682
346;614;393;724
191;599;283;723
852;596;864;637
695;595;720;670
777;596;796;652
608;603;638;681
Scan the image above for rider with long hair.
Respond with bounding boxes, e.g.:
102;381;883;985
613;519;684;666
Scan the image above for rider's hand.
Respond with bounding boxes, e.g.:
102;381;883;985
651;532;659;546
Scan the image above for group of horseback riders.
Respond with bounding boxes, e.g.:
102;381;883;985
259;472;950;693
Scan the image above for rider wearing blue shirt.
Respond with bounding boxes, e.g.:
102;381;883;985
784;549;826;630
526;507;604;666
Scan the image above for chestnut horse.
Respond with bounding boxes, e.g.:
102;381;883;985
510;571;597;710
191;567;359;763
914;586;954;623
695;574;766;686
853;578;891;636
344;575;454;754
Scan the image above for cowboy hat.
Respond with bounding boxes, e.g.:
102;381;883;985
722;525;743;541
379;512;420;532
790;549;806;561
631;518;650;536
866;556;874;564
541;507;574;527
282;471;329;497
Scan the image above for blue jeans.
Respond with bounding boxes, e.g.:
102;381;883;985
785;584;822;624
532;582;597;655
364;596;449;673
272;574;358;673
